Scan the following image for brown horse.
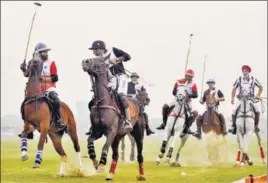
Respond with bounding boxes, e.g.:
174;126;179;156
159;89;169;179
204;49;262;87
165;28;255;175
202;94;221;135
82;57;146;181
20;59;83;175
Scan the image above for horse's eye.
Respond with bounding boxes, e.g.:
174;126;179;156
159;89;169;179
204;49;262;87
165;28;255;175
85;60;89;64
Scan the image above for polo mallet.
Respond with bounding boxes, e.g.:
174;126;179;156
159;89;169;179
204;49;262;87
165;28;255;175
184;33;194;75
200;55;207;99
23;2;42;65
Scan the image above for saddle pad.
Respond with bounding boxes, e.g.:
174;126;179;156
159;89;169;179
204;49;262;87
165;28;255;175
114;100;136;117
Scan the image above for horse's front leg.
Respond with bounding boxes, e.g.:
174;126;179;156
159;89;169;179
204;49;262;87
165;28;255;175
32;120;49;168
171;134;189;167
97;126;117;173
106;136;122;181
87;135;98;170
20;121;35;161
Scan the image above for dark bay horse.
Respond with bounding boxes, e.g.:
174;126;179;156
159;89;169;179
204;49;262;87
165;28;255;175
20;59;83;175
82;57;146;181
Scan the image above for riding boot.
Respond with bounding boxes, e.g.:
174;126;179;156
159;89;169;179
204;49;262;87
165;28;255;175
124;107;133;133
219;114;227;135
228;114;237;135
49;91;66;129
181;111;198;137
156;104;169;130
193;115;203;139
143;112;155;136
254;112;260;133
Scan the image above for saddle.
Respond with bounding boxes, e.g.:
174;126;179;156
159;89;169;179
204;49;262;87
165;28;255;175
112;91;136;117
21;95;58;125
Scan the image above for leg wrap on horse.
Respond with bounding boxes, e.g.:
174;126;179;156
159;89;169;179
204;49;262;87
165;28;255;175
88;142;96;160
160;140;167;154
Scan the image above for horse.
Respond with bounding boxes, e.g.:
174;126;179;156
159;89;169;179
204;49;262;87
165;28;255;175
200;93;228;163
120;92;150;163
20;58;82;175
235;89;257;167
156;84;190;167
81;56;147;181
202;93;222;135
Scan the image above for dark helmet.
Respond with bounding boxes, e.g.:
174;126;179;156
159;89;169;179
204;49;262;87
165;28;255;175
130;72;139;78
88;40;106;50
34;43;51;53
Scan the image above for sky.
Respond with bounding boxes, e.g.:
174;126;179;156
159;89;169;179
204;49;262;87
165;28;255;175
1;1;267;119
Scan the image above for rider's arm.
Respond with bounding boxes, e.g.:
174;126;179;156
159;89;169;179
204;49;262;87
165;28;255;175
254;78;263;98
231;87;237;101
188;83;198;98
217;90;225;102
113;47;131;62
232;78;239;101
42;61;58;82
172;82;178;96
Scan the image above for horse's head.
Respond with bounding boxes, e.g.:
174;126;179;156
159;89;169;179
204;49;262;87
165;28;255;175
28;59;43;77
240;88;251;102
81;55;110;77
136;88;150;106
175;84;187;105
206;94;216;109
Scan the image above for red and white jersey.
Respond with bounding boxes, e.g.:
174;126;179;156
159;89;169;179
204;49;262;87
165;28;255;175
40;59;57;92
173;78;198;101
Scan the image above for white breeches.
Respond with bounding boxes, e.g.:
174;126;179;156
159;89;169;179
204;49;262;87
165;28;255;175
232;101;260;115
166;96;196;112
108;74;128;94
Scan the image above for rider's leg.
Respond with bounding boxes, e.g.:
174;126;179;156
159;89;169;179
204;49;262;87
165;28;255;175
253;103;260;132
193;113;204;139
156;97;176;130
143;112;155;136
181;102;198;136
118;93;133;132
48;91;66;129
229;101;239;134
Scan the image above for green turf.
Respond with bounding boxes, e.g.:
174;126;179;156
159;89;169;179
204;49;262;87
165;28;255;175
1;134;267;183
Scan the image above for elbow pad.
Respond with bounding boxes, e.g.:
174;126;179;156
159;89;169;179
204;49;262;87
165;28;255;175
51;74;58;82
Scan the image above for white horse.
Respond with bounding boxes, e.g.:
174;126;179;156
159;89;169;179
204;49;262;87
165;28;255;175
156;84;190;166
120;133;136;162
235;89;256;167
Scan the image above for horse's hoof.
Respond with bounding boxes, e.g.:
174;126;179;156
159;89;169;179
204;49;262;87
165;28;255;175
97;164;105;173
105;173;113;181
136;175;146;181
262;160;266;164
56;173;65;177
32;163;40;169
176;163;182;167
170;162;176;167
158;153;164;159
165;158;170;164
248;161;253;166
93;160;99;170
156;160;160;165
21;155;29;161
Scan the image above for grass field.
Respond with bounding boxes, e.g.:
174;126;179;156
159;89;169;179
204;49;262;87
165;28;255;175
1;133;267;183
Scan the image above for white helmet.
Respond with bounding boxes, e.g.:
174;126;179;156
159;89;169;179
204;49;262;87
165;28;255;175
206;78;215;84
